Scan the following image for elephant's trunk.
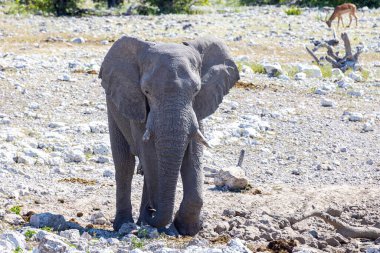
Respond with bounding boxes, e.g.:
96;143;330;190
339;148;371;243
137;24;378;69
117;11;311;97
145;105;192;228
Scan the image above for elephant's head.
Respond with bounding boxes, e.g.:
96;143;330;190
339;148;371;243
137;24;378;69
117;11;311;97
99;36;239;228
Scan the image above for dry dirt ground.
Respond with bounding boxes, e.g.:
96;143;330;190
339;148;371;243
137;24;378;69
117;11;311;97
0;5;380;253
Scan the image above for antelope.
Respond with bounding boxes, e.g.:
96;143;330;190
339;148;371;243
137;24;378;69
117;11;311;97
326;3;358;28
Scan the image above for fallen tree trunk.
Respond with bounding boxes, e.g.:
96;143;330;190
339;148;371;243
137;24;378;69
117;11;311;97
307;32;362;72
265;211;380;240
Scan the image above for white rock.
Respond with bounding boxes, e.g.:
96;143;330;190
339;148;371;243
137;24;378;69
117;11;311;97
58;74;73;82
119;222;138;235
320;98;335;107
349;71;363;82
37;234;68;253
363;122;374;132
240;65;254;80
4;214;25;225
101;40;109;45
263;62;282;76
0;117;11;125
89;121;108;133
214;166;249;190
103;169;114;178
331;68;344;80
28;102;40;110
347;90;364;97
59;229;80;242
0;231;25;250
64;149;85;163
91;212;108;225
93;143;110;155
349;112;364;122
297;64;322;78
30;213;67;231
227;238;252;253
48;122;66;128
294;72;306;80
71;37;85;44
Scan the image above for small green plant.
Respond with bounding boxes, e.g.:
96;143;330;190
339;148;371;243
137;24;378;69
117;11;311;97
131;236;144;249
13;247;23;253
10;205;22;215
24;230;37;240
319;64;332;78
285;6;301;16
137;227;148;238
41;226;53;232
250;63;266;74
361;69;370;80
236;61;266;74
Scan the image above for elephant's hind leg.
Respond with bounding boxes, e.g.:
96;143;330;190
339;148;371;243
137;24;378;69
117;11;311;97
108;112;135;231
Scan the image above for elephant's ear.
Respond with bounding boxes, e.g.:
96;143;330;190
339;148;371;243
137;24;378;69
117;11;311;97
99;36;152;122
183;37;240;120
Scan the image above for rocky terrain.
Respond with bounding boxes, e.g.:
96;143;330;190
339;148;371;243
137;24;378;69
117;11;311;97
0;4;380;253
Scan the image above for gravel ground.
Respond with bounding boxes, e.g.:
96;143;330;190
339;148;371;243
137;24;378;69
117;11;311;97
0;4;380;253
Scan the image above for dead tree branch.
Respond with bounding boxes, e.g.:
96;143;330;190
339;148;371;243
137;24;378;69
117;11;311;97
237;149;245;167
306;32;362;72
264;211;380;240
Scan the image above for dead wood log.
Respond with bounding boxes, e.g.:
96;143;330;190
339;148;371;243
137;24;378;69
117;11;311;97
265;211;380;240
341;33;353;60
306;32;362;72
237;149;245;167
306;47;321;65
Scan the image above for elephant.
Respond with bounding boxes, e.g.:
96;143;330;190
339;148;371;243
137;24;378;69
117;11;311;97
98;36;239;236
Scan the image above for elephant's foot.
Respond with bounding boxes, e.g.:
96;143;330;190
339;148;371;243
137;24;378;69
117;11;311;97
173;212;202;236
113;212;134;231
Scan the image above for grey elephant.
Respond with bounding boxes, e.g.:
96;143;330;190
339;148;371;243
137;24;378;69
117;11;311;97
99;36;239;236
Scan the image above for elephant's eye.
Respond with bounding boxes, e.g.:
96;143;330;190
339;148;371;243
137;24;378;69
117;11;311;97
144;90;149;95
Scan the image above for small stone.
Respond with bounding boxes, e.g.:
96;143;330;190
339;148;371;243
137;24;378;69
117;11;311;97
4;214;25;225
64;149;85;163
227;238;251;252
297;64;322;78
214;221;230;234
347;90;364;97
59;229;80;242
263;62;283;77
93;143;110;155
0;231;26;250
38;235;68;253
363;122;374;132
30;213;67;231
331;68;344;80
320;98;334;107
101;40;109;45
119;222;138;235
349;112;364;122
48;122;66;128
326;237;340;247
28;102;40;110
349;71;363;82
71;37;85;44
91;212;108;225
58;74;72;82
326;207;342;217
295;72;306;80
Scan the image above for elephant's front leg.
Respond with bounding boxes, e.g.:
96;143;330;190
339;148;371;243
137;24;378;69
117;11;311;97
108;112;135;230
174;139;204;236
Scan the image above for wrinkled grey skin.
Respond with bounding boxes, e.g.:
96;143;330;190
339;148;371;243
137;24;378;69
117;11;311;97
99;36;239;236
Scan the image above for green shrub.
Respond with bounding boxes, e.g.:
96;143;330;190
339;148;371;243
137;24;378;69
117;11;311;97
8;0;83;16
285;6;301;15
24;230;37;240
10;205;22;215
319;64;332;78
142;0;209;14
